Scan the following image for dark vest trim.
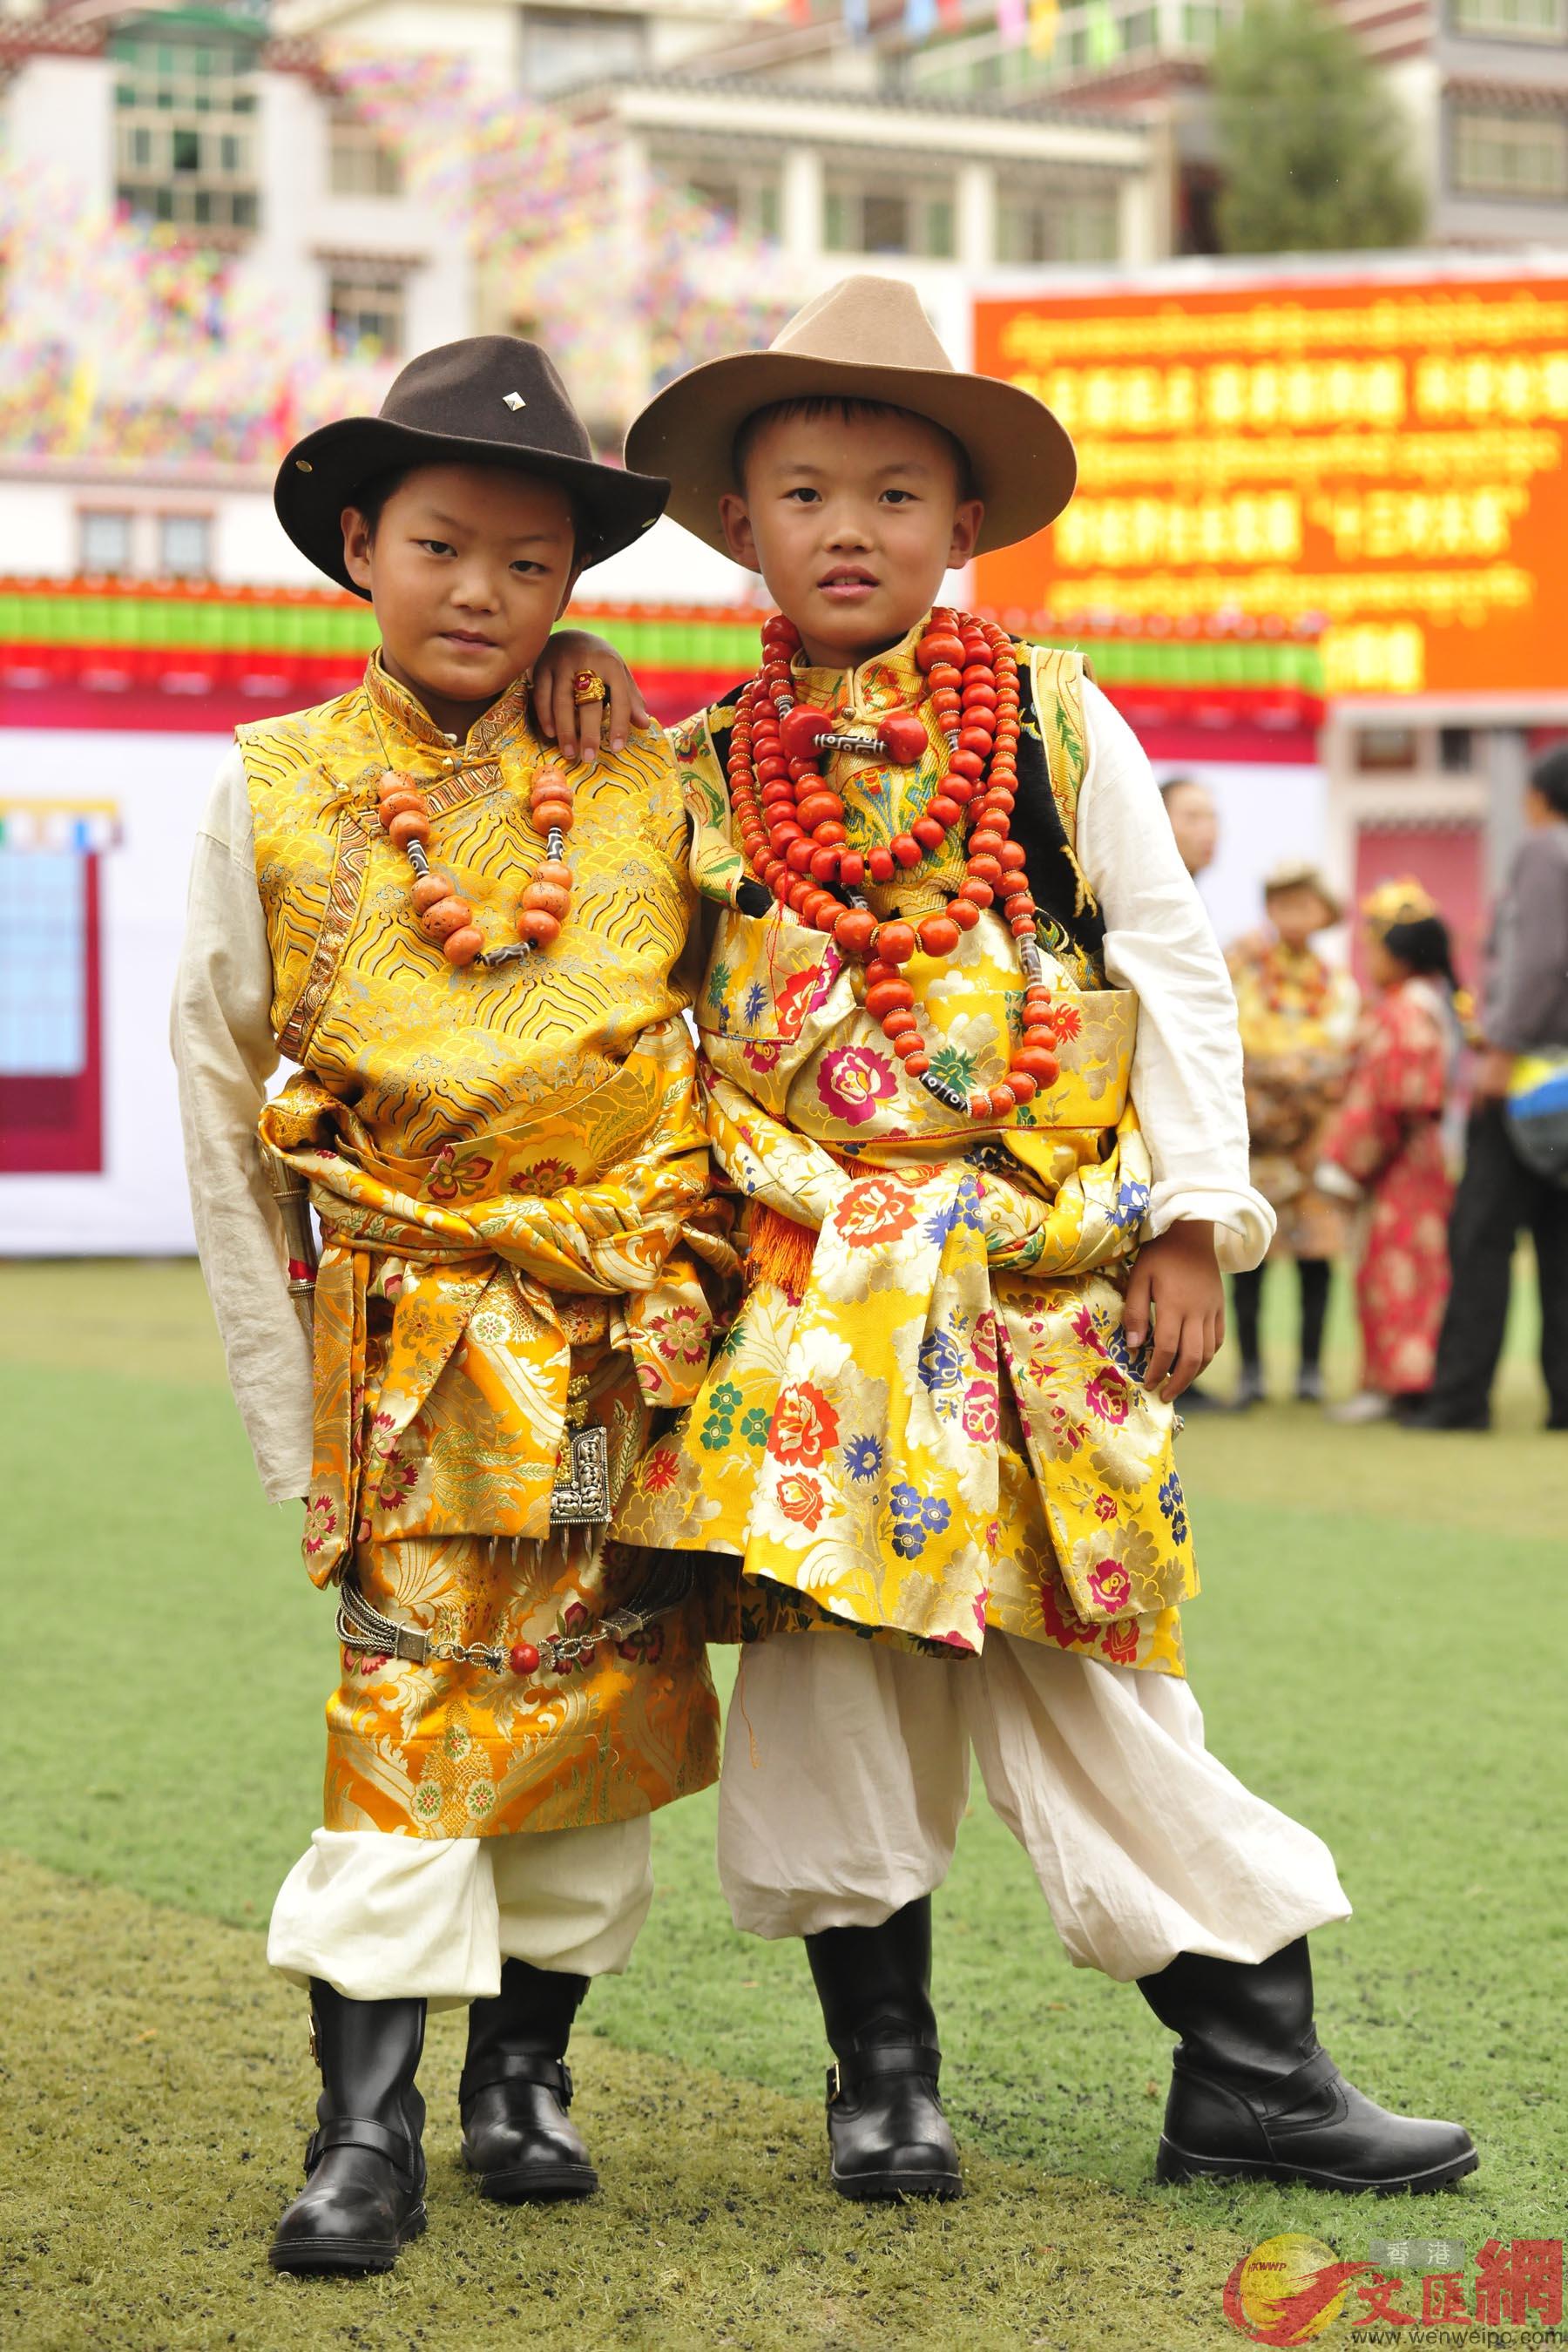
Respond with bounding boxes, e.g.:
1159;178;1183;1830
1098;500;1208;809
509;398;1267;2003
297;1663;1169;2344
1012;665;1107;964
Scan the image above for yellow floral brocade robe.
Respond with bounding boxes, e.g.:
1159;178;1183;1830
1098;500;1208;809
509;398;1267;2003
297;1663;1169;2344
241;657;731;1837
616;631;1193;1679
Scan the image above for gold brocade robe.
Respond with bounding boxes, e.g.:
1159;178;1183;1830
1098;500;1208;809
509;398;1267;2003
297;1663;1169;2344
1231;939;1360;1260
615;628;1193;1679
240;656;731;1837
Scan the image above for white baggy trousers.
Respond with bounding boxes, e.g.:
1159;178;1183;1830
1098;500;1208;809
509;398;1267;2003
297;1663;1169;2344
268;1818;653;2008
717;1633;1350;1980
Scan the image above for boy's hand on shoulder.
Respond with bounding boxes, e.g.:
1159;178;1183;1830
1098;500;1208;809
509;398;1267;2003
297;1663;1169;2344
531;629;648;766
1124;1220;1223;1402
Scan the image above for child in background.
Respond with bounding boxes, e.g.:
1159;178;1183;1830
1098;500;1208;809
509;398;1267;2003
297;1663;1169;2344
1319;882;1463;1423
173;340;727;2273
1228;863;1360;1405
538;276;1475;2204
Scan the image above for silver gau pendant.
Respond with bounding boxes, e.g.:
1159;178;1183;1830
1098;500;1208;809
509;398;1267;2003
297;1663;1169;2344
550;1423;612;1526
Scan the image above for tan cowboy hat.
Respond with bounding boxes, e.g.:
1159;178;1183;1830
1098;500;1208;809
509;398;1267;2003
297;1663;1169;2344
624;274;1076;558
1264;858;1344;923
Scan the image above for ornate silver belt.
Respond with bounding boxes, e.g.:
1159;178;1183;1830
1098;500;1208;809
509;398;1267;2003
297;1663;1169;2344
335;1551;696;1680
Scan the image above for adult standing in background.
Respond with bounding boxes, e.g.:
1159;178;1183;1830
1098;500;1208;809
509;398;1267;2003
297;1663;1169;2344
1407;746;1568;1431
1228;863;1360;1405
1159;775;1219;884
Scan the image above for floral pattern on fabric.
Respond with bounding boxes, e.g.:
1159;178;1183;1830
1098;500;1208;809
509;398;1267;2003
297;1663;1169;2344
1320;977;1456;1396
1230;937;1361;1260
616;631;1192;1677
240;658;733;1835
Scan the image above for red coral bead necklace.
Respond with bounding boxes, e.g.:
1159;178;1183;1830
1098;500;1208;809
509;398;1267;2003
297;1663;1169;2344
726;608;1062;1119
375;760;577;968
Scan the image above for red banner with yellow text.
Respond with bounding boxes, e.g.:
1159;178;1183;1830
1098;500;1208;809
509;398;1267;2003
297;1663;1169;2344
974;272;1568;702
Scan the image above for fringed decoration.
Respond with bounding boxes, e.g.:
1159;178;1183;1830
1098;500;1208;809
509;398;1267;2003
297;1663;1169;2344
746;1205;819;1307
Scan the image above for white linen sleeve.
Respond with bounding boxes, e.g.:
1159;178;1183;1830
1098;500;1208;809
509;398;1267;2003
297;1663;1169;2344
1072;680;1274;1273
170;748;314;1504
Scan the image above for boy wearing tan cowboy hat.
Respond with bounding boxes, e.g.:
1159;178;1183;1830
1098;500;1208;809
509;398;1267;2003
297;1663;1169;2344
540;276;1476;2204
172;336;733;2273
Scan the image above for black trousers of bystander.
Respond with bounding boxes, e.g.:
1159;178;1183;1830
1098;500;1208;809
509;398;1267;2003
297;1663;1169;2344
1233;1258;1332;1382
1425;1099;1568;1427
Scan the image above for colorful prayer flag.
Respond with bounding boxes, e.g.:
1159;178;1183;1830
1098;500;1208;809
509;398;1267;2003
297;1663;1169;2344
1029;0;1060;55
1085;0;1123;64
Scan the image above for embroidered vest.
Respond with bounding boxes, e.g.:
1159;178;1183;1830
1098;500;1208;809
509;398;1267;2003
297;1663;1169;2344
238;659;697;1183
671;635;1136;1185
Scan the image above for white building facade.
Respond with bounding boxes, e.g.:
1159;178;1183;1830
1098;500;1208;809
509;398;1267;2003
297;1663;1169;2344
0;0;472;586
0;0;1155;597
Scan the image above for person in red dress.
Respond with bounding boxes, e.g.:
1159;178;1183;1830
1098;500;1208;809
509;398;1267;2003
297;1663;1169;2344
1317;882;1464;1422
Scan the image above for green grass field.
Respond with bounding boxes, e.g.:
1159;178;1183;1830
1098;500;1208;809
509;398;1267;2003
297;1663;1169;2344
2;1259;1565;2351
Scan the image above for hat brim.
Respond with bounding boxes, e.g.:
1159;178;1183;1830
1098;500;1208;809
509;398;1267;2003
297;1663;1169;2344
1265;868;1344;924
274;416;670;596
625;349;1076;558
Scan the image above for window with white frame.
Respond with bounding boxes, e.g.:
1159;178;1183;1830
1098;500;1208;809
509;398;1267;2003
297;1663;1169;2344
0;854;88;1077
520;5;648;97
80;511;134;576
1451;105;1568;196
158;514;213;578
1180;1;1229;44
822;172;956;259
111;24;260;233
995;178;1121;263
328;266;409;359
328;111;404;198
1451;0;1565;39
660;159;783;241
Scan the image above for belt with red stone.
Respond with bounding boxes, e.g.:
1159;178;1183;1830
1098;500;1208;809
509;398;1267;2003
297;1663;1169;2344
335;1554;695;1683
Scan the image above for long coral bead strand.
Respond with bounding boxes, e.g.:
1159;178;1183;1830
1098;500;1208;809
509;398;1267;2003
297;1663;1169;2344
725;613;1063;1119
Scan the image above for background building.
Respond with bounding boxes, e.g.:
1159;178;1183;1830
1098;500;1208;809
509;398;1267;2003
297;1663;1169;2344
0;0;472;584
754;0;1568;259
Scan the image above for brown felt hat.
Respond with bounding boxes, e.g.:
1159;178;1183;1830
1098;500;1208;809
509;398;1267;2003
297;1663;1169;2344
276;335;669;596
624;274;1076;558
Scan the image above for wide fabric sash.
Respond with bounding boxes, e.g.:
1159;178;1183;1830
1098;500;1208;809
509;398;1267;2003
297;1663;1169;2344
699;897;1135;1166
259;1022;734;1584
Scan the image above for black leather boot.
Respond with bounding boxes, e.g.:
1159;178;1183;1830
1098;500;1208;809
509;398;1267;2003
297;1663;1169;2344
1139;1938;1477;2194
268;1982;428;2274
459;1958;598;2201
805;1897;962;2201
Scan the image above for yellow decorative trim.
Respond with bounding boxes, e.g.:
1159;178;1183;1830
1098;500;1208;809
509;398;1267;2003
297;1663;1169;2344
277;799;375;1065
420;760;505;823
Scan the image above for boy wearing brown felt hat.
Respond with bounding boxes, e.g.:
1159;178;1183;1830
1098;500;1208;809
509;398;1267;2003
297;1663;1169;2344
542;276;1475;2206
173;337;733;2273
